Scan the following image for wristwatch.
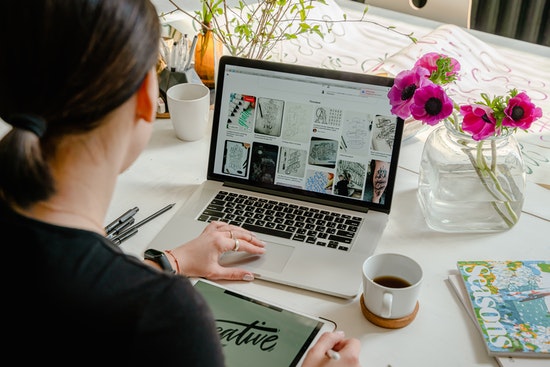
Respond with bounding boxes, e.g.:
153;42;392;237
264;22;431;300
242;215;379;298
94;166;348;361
144;249;175;274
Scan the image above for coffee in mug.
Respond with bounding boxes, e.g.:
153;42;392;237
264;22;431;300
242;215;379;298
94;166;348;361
361;253;423;328
373;275;411;289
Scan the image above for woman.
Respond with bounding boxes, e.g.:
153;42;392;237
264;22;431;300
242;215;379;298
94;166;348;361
0;1;361;365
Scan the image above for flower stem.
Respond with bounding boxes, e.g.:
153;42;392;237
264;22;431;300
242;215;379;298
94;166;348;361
462;140;518;228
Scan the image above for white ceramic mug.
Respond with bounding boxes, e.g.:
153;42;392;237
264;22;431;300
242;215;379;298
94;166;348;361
362;253;423;319
166;83;210;141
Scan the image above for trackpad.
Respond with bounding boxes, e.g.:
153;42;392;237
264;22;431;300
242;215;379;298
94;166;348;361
219;242;294;273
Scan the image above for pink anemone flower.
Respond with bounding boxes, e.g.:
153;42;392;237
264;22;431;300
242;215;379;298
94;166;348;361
409;83;454;125
502;92;543;130
460;104;497;141
414;52;460;80
387;66;431;119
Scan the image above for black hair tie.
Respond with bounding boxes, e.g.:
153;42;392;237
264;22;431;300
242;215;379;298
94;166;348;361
7;113;47;138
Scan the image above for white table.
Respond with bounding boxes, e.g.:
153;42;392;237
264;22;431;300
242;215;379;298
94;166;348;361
110;127;549;367
106;110;548;366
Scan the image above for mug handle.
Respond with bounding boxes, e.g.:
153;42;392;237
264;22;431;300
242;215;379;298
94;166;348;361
382;292;393;318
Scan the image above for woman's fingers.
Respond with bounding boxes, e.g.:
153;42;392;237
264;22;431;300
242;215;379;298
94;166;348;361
173;221;267;281
209;221;266;253
302;331;362;367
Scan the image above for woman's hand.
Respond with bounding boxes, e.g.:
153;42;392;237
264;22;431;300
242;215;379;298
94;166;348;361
302;331;362;367
167;221;266;280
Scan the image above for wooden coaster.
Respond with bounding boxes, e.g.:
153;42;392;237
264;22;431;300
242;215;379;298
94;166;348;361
360;294;419;329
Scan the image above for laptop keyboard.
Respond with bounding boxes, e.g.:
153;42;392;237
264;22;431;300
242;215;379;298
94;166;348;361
197;191;363;251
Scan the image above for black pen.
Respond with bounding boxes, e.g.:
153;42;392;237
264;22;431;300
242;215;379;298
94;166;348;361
106;217;135;239
112;228;138;246
105;207;139;234
115;203;175;238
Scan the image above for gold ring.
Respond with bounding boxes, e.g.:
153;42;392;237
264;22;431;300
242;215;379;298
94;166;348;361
229;230;234;239
233;238;240;252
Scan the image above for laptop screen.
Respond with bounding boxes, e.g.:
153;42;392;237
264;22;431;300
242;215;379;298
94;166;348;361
208;56;404;214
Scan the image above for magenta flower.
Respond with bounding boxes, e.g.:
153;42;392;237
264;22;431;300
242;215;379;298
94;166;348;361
502;92;543;130
409;83;454;125
460;104;497;141
388;66;431;119
387;53;543;142
414;52;460;84
414;52;442;73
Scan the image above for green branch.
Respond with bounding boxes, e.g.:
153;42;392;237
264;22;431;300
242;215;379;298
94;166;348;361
163;0;416;60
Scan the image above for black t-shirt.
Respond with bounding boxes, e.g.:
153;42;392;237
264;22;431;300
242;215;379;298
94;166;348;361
1;203;225;366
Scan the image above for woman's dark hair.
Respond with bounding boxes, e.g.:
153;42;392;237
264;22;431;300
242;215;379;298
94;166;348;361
0;0;160;208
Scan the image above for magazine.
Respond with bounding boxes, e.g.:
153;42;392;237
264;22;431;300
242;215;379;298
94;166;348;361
454;260;550;359
448;273;549;367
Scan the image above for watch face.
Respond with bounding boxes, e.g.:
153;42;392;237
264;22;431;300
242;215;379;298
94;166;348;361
144;249;175;274
145;249;163;259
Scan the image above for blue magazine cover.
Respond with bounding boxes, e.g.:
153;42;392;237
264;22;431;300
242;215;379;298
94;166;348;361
456;260;550;358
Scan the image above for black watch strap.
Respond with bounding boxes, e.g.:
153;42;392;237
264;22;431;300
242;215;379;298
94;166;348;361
144;249;175;274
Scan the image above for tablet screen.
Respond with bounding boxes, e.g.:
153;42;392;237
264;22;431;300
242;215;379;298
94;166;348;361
193;279;334;367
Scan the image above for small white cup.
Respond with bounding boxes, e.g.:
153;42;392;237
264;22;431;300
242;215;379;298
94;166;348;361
362;253;423;319
167;83;210;141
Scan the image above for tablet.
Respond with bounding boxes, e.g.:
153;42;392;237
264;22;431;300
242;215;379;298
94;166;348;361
191;278;336;367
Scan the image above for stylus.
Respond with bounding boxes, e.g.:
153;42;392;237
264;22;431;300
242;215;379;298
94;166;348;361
326;349;340;360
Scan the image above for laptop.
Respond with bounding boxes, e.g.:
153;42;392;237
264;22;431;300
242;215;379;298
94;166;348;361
148;56;404;299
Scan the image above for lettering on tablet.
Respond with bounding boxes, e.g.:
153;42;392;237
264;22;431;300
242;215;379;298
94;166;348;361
217;319;279;351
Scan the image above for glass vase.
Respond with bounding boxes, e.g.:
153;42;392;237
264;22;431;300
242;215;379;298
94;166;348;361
194;28;223;89
417;119;526;232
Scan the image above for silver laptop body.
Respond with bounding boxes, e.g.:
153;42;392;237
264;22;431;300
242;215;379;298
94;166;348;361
148;56;404;299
